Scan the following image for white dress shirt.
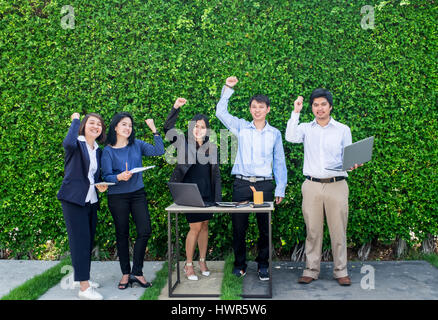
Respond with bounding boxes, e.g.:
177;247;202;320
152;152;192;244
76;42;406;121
78;136;98;204
285;111;352;178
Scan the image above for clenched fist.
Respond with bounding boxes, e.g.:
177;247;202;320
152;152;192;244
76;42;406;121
173;98;187;109
294;96;304;113
225;76;238;88
145;119;157;133
71;113;80;121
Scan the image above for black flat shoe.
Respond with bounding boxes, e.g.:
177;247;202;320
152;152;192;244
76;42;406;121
129;274;152;288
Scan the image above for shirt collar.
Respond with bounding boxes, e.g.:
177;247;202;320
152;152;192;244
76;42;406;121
77;135;99;150
247;120;273;132
311;117;338;128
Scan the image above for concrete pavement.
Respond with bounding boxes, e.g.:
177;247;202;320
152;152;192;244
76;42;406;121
243;260;438;300
1;259;437;300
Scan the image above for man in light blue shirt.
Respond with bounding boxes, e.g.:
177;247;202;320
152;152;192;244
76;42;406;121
216;76;287;281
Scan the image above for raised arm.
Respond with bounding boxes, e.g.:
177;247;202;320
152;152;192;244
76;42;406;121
285;96;305;143
164;98;187;144
62;113;81;150
215;76;247;135
140;119;165;156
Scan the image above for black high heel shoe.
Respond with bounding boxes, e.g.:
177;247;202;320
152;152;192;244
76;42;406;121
118;278;131;290
129;274;152;288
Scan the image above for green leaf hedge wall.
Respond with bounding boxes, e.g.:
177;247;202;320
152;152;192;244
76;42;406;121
0;0;436;259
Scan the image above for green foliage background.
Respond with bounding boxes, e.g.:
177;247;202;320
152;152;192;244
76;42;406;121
0;0;436;259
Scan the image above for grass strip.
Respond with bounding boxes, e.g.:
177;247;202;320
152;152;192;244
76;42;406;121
1;257;72;300
139;261;169;300
422;253;438;268
220;253;242;300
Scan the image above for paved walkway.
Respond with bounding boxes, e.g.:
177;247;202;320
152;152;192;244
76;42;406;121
0;260;58;298
1;259;437;300
243;261;438;300
39;261;163;300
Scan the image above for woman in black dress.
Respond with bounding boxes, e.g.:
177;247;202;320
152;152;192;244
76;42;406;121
164;98;221;280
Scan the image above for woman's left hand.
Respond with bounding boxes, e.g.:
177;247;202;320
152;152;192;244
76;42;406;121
96;184;108;193
145;119;157;133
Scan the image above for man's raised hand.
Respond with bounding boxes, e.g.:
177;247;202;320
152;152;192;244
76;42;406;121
173;98;187;109
294;96;304;113
225;76;238;88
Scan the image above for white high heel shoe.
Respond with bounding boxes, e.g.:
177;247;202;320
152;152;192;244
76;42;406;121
184;262;198;281
199;258;210;277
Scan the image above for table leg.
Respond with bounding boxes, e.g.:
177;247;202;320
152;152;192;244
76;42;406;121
175;212;180;284
268;210;272;298
168;210;172;297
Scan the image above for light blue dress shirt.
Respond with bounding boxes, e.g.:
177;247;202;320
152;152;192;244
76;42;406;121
216;86;287;198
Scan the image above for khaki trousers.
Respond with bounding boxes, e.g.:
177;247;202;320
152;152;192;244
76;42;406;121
301;179;349;279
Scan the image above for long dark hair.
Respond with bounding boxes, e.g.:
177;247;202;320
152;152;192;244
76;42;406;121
105;112;136;146
78;113;106;144
188;113;210;147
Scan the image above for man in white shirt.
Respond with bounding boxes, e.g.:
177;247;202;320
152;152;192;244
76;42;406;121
285;88;361;286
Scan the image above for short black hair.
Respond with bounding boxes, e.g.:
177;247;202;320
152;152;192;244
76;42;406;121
249;94;270;108
309;88;333;109
105;112;136;146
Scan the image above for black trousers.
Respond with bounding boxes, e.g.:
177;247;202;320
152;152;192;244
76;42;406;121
108;188;152;276
231;178;274;270
61;200;98;282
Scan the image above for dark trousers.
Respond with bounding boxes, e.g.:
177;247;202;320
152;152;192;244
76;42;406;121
108;188;152;276
231;178;274;270
61;200;98;282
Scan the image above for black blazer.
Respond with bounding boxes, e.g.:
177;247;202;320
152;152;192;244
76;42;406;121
57;119;102;207
164;107;222;202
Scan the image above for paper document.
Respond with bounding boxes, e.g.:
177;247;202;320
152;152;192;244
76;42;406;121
93;182;116;186
130;165;156;174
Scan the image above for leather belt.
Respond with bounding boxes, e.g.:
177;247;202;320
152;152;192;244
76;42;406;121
306;176;346;183
236;175;273;183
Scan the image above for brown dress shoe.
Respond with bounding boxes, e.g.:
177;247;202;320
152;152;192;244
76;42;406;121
336;276;351;286
298;276;315;284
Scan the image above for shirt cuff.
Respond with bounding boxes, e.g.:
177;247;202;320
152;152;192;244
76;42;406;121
221;85;234;98
274;186;286;198
291;111;300;120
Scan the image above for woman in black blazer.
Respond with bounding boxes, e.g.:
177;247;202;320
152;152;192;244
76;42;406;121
57;112;107;300
164;98;222;281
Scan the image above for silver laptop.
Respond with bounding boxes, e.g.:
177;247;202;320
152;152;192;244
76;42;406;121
325;136;374;171
168;182;217;207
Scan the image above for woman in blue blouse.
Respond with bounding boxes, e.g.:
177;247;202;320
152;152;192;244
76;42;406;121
101;112;164;289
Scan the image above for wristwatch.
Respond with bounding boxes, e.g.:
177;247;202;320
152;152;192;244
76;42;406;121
153;131;160;136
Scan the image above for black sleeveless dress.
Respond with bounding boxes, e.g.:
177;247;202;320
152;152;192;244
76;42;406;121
183;161;214;223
